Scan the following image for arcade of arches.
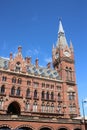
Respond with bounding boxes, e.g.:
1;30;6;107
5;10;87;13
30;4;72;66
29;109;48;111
0;126;82;130
0;101;82;130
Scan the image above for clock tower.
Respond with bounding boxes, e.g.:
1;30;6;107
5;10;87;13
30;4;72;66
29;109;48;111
52;20;75;82
52;20;80;118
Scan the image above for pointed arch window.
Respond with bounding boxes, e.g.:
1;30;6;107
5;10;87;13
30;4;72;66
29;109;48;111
41;102;45;112
34;90;37;98
69;67;72;81
11;86;15;95
26;88;30;98
46;102;49;112
12;77;16;83
0;100;3;110
65;67;69;80
18;78;22;84
42;91;45;99
15;62;21;72
2;76;7;81
0;85;5;94
46;91;49;100
25;102;30;111
68;92;75;100
33;101;37;112
51;92;54;100
58;93;61;101
16;87;20;96
51;103;54;112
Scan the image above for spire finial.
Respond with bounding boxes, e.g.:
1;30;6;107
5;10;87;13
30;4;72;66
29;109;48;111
58;19;64;34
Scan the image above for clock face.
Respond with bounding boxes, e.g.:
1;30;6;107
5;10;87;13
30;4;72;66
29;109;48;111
55;53;59;59
63;51;71;57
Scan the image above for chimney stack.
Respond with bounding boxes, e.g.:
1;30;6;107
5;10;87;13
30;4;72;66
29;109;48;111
47;62;51;69
10;52;13;60
35;58;39;68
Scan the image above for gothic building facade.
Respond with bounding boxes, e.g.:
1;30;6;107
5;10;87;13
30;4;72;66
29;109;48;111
0;21;85;130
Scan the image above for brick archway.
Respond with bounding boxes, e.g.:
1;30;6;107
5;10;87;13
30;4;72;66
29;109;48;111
39;125;54;130
58;127;69;130
0;126;11;130
7;101;21;115
16;127;33;130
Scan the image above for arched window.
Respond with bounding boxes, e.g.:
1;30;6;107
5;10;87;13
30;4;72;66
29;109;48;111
68;92;75;100
34;90;37;98
42;91;45;99
18;78;22;84
11;86;15;95
51;92;54;100
33;101;37;112
65;67;69;80
41;102;45;112
46;91;49;100
0;85;5;94
58;93;61;101
0;100;3;109
25;102;30;111
2;76;7;81
51;103;54;112
16;87;20;96
26;88;30;97
46;102;49;112
12;77;16;83
69;67;72;81
15;62;21;72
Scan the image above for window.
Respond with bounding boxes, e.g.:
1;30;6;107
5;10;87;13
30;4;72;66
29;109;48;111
0;100;3;109
46;102;50;112
33;101;37;112
27;80;31;86
34;90;37;98
58;93;61;101
25;102;30;111
50;103;54;113
0;85;5;94
11;86;15;95
16;87;20;96
34;82;39;88
51;92;54;100
42;91;45;99
42;83;45;88
69;103;76;113
66;67;69;80
56;86;61;91
18;78;22;84
66;67;73;81
26;88;30;97
15;62;21;72
68;92;75;100
41;102;45;112
46;84;49;89
46;91;49;100
57;105;62;114
2;76;7;81
12;77;16;83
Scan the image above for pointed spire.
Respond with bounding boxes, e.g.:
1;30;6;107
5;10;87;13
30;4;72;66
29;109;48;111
70;40;74;52
58;20;64;34
56;20;68;48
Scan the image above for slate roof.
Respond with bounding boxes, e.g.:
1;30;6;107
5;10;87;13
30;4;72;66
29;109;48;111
0;57;60;80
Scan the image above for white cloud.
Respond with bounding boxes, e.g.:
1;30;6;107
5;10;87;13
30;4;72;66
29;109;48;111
26;49;39;56
45;57;52;63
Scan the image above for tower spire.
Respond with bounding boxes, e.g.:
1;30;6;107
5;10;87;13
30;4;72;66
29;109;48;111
56;20;68;48
58;20;64;34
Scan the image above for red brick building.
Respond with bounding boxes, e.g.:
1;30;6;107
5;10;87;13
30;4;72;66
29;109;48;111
0;21;85;130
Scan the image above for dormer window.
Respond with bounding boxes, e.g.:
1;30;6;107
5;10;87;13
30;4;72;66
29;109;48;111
15;62;21;72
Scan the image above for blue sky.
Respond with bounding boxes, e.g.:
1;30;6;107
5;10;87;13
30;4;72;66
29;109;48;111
0;0;87;116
